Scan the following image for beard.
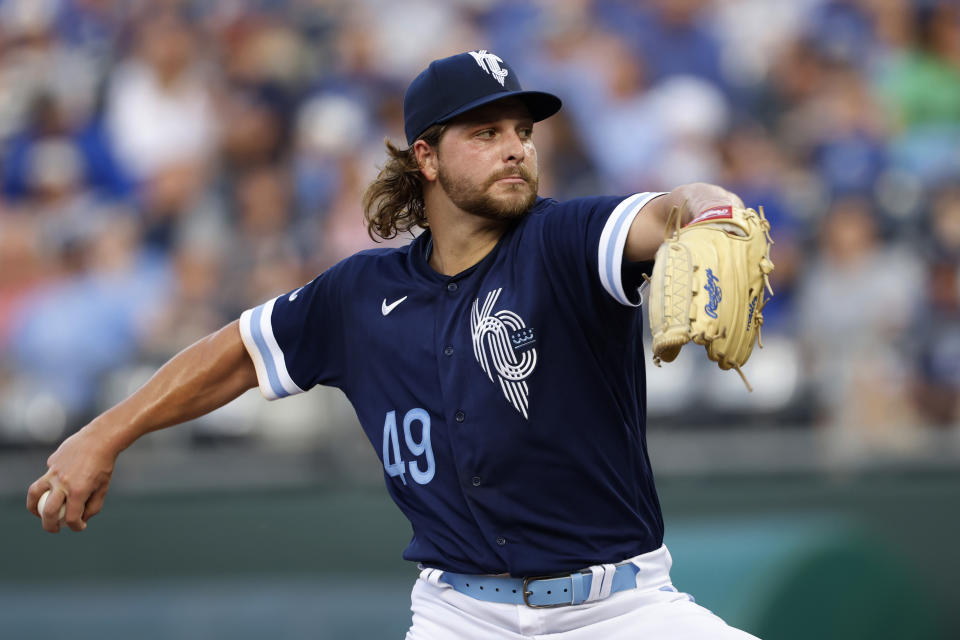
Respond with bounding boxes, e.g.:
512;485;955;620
438;164;538;221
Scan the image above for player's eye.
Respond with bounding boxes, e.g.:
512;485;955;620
475;129;495;139
518;126;533;139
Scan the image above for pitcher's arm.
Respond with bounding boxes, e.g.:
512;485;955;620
27;320;257;532
625;183;744;262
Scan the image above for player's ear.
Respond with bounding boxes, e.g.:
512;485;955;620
413;140;439;182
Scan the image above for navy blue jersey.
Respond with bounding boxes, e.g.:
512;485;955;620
240;192;666;576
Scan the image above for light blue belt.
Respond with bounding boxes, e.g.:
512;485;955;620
439;563;641;608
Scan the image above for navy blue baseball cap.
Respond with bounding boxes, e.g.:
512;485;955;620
403;50;562;145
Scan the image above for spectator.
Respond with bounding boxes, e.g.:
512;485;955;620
140;232;229;363
220;165;304;315
877;3;960;184
927;184;960;260
105;8;218;182
796;196;923;444
910;259;960;427
4;211;170;430
598;0;726;89
3;93;132;201
810;62;888;198
0;0;100;141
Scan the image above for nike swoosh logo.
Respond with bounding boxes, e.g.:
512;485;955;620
381;296;408;316
288;287;304;302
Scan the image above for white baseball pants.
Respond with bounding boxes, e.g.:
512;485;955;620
405;545;760;639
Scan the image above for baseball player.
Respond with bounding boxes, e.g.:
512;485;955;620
28;51;760;639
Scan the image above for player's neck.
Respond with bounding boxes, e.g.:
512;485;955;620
425;207;508;276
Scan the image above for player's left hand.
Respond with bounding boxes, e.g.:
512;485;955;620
27;426;118;533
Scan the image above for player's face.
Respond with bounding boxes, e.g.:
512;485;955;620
436;100;538;221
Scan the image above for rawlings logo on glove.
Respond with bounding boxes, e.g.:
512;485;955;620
646;203;775;391
703;269;722;318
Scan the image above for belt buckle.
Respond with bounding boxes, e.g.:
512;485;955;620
522;574;574;609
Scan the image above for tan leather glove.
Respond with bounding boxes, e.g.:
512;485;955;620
647;204;775;390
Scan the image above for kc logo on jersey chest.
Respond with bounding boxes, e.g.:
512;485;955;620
471;288;537;419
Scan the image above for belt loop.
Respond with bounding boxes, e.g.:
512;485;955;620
570;572;586;605
598;564;616;599
420;568;446;587
586;566;604;602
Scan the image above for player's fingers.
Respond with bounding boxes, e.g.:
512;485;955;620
63;486;90;532
40;485;67;533
81;482;110;522
26;475;53;517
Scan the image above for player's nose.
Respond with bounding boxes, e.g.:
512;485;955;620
501;129;526;163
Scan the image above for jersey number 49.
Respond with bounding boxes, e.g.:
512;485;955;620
382;409;435;486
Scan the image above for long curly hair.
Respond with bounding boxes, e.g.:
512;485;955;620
362;124;447;241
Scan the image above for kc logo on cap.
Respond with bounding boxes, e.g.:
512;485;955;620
468;50;509;86
403;50;562;145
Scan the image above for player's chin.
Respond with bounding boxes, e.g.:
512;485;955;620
491;190;536;218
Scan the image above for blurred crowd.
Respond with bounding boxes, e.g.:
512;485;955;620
0;0;958;455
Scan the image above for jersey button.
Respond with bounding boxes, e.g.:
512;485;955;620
471;476;481;486
446;282;459;292
455;410;466;423
496;536;506;546
443;346;454;356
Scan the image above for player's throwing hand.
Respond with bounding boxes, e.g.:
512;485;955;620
27;425;119;533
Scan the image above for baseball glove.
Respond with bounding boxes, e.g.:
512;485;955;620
646;203;775;391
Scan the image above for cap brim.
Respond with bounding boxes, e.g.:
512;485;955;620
436;90;562;127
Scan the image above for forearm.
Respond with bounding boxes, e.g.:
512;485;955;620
87;320;257;453
625;183;744;262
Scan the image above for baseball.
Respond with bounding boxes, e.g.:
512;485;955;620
38;489;66;521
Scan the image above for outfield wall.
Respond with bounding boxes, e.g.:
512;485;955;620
1;469;956;639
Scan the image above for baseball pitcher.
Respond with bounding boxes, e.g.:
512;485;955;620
28;51;771;639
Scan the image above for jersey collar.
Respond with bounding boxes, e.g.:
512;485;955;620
409;198;551;284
